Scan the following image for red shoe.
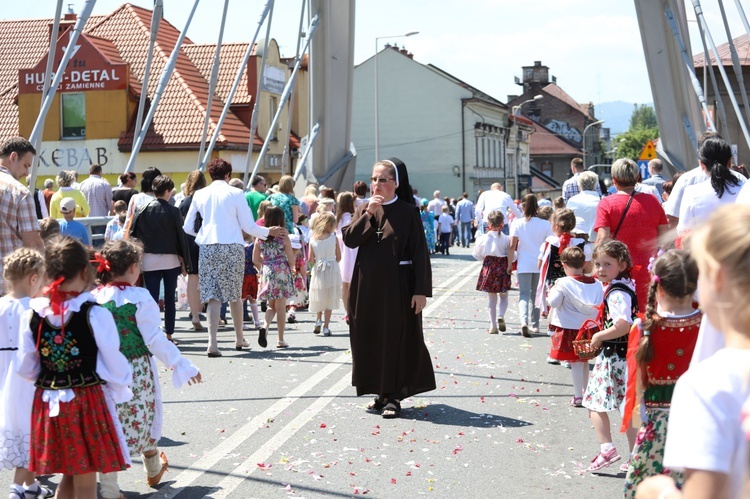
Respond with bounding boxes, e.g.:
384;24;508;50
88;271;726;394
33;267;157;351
586;447;620;472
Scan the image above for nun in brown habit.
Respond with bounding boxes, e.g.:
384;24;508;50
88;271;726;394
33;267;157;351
342;158;436;418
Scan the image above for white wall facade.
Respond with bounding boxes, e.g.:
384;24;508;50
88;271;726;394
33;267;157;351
352;49;474;199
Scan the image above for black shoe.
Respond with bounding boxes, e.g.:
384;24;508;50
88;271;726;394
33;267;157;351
261;301;267;312
258;327;268;348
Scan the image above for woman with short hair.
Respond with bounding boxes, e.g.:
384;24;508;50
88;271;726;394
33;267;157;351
594;158;669;309
49;170;90;218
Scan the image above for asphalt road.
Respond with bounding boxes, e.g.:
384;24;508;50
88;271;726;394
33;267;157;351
2;246;630;498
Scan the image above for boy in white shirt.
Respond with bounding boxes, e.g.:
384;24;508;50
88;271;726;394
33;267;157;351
546;246;603;406
437;205;455;255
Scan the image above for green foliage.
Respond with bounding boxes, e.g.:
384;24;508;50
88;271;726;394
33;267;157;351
629;104;658;130
611;104;660;161
613;127;660;161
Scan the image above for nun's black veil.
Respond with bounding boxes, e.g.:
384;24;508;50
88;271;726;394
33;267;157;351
387;157;415;205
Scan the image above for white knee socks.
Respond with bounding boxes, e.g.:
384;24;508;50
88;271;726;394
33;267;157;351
249;302;260;326
571;361;589;398
99;472;120;499
498;293;508;317
487;293;498;327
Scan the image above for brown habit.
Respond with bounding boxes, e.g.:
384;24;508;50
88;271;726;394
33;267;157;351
342;198;436;399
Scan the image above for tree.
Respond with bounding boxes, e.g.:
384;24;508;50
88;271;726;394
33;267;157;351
612;104;659;161
629;104;658;130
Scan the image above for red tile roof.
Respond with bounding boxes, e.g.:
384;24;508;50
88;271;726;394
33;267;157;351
183;42;254;105
530;120;582;156
0;3;273;152
541;83;591;117
693;34;750;67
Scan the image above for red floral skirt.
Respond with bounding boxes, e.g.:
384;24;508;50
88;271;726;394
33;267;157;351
549;325;584;362
476;256;511;293
242;274;259;301
30;384;128;475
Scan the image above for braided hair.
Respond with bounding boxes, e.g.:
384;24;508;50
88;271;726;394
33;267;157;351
97;240;142;284
635;250;698;365
2;248;44;285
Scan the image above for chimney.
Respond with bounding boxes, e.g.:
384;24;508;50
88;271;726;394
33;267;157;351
407;52;413;59
508;95;519;102
49;5;77;42
399;48;408;56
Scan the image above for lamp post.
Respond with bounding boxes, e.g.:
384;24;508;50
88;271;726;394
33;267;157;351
374;31;418;160
510;95;542;198
582;119;605;167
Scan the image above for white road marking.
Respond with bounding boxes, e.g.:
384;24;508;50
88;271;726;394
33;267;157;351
149;261;481;498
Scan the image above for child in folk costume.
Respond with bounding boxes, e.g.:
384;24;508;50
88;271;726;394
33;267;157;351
637;205;750;499
91;240;201;499
16;236;133;499
620;250;701;497
584;240;639;472
254;206;296;348
308;213;342;337
545;246;604;407
473;211;514;334
0;249;53;499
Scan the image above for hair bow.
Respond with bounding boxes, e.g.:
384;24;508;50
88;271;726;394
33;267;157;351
42;276;67;316
91;252;111;273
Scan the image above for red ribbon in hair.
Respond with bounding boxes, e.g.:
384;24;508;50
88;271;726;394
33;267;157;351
91;252;111;273
42;277;68;316
558;232;572;252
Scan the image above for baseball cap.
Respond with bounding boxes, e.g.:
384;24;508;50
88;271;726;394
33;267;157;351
59;197;77;214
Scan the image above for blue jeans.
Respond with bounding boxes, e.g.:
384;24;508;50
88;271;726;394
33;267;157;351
459;222;472;247
143;266;181;336
517;273;540;329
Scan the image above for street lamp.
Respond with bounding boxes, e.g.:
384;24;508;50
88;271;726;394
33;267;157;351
510;95;541;198
582;119;605;167
374;31;419;160
511;94;543;116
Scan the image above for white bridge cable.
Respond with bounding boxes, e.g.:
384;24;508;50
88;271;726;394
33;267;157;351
197;0;230;170
691;0;750;149
734;0;750;41
199;0;274;171
664;5;715;131
133;0;162;159
241;0;275;186
695;5;732;142
717;0;750;130
248;14;320;184
124;0;200;174
28;0;64;192
293;122;319;183
279;0;308;173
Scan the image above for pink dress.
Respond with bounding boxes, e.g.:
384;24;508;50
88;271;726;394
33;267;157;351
337;213;358;284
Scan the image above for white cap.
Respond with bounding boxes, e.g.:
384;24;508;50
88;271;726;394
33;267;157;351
59;197;77;214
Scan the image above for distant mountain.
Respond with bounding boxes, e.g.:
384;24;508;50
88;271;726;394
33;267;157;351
595;101;653;136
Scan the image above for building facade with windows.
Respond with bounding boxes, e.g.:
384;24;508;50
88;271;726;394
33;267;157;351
352;45;531;199
1;5;302;187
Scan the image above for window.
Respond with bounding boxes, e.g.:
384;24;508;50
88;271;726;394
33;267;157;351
542;161;553;177
61;93;85;139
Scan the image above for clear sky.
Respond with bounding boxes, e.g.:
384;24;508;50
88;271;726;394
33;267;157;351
2;1;747;108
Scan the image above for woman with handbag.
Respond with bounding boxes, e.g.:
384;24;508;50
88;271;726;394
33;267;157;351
594;158;669;310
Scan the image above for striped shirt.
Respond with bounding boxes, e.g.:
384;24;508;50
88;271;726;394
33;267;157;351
0;166;39;265
80;174;113;217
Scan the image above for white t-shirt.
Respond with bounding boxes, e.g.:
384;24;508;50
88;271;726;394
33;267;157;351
475;189;522;223
509;217;552;274
565;190;600;240
437;213;454;233
427;198;446;218
664;348;750;499
677;176;745;233
735;181;750;205
663;167;707;218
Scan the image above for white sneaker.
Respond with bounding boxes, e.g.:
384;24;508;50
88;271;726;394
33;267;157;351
242;323;252;331
546;356;560;365
322;327;332;336
561;361;571;369
314;320;322;334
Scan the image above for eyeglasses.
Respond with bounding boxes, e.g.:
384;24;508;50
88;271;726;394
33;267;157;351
370;177;394;184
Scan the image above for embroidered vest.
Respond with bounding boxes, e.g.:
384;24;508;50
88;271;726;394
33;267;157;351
547;241;586;285
643;311;702;408
31;302;104;390
100;301;151;361
602;282;638;358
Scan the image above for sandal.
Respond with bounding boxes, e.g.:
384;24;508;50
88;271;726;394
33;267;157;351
25;481;54;498
366;397;387;412
146;452;170;487
382;400;401;419
258;327;268;348
276;340;289;348
192;321;205;331
570;397;583;407
235;339;250;351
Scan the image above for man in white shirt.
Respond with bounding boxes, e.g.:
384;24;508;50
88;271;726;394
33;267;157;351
455;192;475;248
183;159;285;357
562;157;602;203
427;190;445;218
475;183;522;234
565;171;600;240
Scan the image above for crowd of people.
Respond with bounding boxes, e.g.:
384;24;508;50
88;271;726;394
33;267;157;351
0;130;749;499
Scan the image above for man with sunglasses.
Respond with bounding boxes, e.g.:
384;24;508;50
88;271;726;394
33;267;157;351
245;175;268;221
